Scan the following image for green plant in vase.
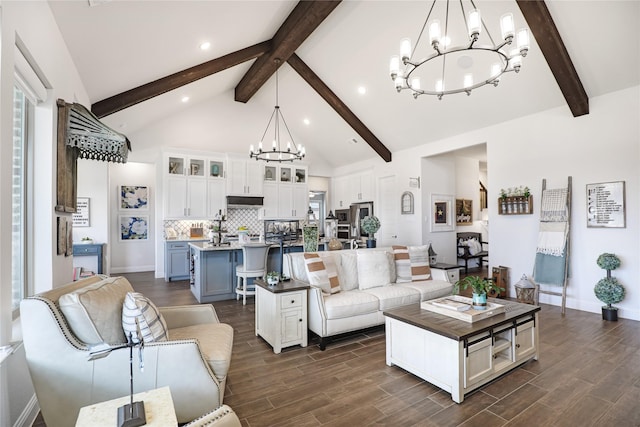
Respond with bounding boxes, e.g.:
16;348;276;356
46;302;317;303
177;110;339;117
594;253;624;321
266;271;280;286
361;215;381;248
454;276;504;310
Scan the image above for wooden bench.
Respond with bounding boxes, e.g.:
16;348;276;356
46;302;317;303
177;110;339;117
457;232;489;274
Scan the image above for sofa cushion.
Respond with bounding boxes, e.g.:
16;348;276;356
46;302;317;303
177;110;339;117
122;292;169;343
356;250;394;289
169;323;234;383
408;245;432;281
361;286;420;310
303;253;341;294
396;280;454;301
336;252;359;291
323;291;380;320
392;245;412;283
59;276;134;345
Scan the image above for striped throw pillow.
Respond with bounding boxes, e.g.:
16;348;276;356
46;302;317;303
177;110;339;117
122;292;169;343
303;253;341;294
408;245;432;281
392;245;412;283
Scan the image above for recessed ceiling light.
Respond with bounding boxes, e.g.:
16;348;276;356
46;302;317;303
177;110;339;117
303;118;310;125
181;96;190;103
358;86;367;95
199;41;211;51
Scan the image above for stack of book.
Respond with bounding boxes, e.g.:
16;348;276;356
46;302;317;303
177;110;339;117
73;267;95;281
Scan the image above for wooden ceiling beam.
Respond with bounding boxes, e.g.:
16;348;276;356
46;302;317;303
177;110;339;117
517;0;589;117
234;1;341;103
287;53;392;163
92;40;272;118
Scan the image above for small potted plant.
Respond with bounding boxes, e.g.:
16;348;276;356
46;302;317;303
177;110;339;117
454;276;504;310
81;237;93;244
361;215;381;248
594;253;625;321
266;271;280;286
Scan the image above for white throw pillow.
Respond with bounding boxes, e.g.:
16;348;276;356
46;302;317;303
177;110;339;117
59;276;134;345
467;238;482;255
357;250;393;289
392;245;411;283
303;253;341;294
336;252;359;291
122;292;169;343
408;245;432;281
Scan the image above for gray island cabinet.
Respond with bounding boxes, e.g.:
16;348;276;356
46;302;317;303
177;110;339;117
188;240;327;303
189;243;241;303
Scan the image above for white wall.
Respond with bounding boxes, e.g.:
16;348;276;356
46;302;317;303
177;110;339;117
0;1;91;422
109;162;156;273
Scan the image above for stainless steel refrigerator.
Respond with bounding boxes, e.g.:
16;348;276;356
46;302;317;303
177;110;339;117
349;202;374;240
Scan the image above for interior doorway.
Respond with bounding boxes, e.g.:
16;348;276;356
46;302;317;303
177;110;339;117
309;191;326;236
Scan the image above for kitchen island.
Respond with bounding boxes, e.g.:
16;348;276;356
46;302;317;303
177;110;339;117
189;240;314;303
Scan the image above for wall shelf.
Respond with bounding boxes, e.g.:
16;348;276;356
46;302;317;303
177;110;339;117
498;196;533;215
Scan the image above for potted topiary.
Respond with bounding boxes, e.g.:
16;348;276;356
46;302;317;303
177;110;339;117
361;215;381;248
454;276;504;310
266;271;280;286
594;253;625;321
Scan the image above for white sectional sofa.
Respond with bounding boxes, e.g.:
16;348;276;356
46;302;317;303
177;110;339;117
284;247;454;350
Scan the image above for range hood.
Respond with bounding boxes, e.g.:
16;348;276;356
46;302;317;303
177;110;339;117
226;196;264;208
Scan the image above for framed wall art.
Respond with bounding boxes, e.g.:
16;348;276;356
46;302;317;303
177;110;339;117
430;194;454;232
72;197;90;227
401;191;414;214
586;181;626;228
119;215;149;240
456;199;473;225
120;185;149;210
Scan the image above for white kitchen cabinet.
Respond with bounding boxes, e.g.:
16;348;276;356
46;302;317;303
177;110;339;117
164;175;207;218
332;170;374;210
261;183;279;219
227;157;263;196
260;164;308;219
164;153;225;219
350;169;374;202
332;175;349;210
261;182;308;219
207;179;226;218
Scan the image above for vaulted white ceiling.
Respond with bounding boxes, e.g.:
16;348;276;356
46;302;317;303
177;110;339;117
48;1;640;170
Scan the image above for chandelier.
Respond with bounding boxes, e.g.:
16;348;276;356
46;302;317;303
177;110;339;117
389;0;530;99
249;63;305;163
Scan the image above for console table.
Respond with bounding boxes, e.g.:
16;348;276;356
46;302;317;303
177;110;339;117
72;243;104;274
384;300;540;403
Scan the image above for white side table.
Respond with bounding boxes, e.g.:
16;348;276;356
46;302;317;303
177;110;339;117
76;386;177;426
255;279;309;354
431;263;461;283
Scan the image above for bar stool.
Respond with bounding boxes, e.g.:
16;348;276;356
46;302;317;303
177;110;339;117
236;243;270;305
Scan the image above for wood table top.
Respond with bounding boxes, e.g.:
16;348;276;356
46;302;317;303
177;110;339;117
384;299;541;341
255;278;310;293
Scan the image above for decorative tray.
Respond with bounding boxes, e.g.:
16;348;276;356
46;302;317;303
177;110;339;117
421;295;506;323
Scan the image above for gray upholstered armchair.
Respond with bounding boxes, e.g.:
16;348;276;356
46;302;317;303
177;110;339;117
20;276;233;426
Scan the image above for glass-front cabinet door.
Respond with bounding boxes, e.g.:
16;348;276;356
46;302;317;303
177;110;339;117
295;167;306;184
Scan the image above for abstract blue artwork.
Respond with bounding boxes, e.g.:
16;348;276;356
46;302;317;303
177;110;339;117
120;216;149;240
120;185;149;210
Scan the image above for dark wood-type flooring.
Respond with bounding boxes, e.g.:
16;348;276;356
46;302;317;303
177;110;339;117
36;268;640;426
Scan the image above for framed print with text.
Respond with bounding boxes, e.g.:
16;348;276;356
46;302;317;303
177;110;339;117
456;199;473;225
431;194;454;232
586;181;625;228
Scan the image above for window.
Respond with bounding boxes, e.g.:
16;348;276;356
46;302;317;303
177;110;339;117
12;85;33;318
